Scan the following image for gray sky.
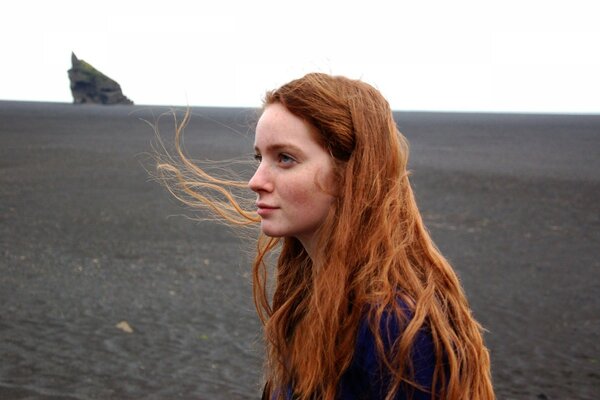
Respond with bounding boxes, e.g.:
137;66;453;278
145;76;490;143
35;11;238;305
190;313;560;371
2;0;599;113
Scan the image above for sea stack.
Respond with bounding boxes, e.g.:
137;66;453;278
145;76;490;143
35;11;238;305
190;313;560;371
67;52;133;105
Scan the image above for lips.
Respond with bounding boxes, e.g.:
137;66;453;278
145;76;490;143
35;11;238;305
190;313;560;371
256;202;278;217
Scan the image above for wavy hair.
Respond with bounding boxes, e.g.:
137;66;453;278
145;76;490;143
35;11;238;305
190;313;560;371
156;73;494;400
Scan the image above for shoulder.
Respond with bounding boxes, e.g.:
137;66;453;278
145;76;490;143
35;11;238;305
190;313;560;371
338;300;436;399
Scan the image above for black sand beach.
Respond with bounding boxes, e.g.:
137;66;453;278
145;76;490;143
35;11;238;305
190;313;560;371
1;101;599;399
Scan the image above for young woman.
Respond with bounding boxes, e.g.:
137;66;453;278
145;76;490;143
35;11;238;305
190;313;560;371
157;73;495;399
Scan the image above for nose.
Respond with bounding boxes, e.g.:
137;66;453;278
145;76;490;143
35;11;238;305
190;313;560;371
248;162;273;193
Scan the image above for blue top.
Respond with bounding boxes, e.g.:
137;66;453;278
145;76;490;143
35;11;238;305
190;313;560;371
278;307;437;399
336;312;436;399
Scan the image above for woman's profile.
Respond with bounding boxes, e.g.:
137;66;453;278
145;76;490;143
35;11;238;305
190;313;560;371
157;73;494;399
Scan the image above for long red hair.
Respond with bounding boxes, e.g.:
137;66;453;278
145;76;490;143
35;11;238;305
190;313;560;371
157;73;494;399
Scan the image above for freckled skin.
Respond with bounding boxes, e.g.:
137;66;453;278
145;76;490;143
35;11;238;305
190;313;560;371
249;103;336;255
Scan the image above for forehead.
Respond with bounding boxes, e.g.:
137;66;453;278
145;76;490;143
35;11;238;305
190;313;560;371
254;103;320;149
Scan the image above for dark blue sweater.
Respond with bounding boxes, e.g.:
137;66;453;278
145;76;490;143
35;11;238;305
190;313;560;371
336;313;436;399
278;309;437;399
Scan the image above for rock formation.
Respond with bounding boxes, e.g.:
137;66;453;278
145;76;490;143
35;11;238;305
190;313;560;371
67;52;133;105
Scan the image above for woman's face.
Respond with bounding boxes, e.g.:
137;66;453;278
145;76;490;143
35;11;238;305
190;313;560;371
249;103;336;252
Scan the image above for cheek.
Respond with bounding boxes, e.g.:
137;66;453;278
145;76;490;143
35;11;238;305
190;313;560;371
288;177;334;215
286;184;315;208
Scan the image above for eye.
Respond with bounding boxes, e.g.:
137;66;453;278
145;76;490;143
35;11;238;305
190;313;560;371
278;153;296;165
253;154;262;163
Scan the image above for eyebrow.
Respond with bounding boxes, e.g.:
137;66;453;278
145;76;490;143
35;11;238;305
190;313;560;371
254;143;304;154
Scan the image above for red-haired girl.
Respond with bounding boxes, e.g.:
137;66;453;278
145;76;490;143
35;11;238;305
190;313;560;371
158;73;494;399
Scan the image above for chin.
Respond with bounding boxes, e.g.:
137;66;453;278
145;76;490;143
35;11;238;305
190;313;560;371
260;225;286;238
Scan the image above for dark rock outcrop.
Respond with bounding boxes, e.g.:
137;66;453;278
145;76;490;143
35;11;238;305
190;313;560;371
68;52;133;105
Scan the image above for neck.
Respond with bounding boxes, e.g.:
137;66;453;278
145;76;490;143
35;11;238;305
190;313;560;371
297;235;317;262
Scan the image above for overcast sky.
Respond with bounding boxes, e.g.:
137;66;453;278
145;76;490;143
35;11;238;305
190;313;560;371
2;0;599;113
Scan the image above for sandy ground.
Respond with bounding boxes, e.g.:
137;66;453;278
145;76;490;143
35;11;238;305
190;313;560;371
0;101;599;399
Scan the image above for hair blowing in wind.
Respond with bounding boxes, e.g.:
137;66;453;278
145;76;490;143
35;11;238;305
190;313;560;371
156;73;495;399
